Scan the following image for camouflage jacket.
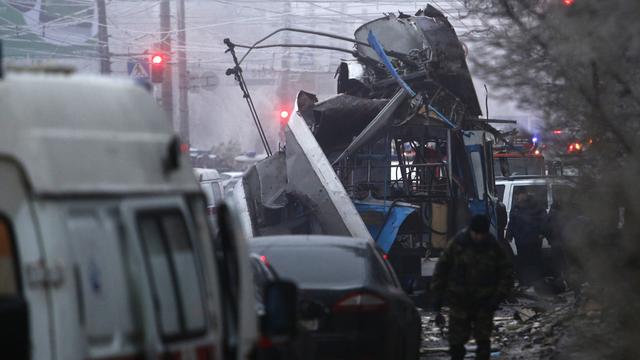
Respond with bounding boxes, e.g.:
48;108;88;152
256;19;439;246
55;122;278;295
431;229;514;310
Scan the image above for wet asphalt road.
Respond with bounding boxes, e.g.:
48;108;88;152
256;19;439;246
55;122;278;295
418;290;577;359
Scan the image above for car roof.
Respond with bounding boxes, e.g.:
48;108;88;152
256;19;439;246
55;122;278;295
194;168;221;181
249;235;371;249
0;73;199;195
496;178;548;185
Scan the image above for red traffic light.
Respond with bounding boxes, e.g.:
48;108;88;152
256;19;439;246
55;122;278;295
278;106;292;126
149;53;166;83
151;54;164;64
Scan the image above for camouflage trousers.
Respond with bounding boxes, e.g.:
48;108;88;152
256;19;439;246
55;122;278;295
448;307;494;360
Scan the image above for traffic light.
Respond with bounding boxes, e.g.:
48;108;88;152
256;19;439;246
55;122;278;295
279;108;291;126
150;52;165;83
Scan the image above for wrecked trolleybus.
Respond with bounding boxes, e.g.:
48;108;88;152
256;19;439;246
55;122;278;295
227;4;501;307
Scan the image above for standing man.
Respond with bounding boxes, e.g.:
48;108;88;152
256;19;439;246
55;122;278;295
432;215;514;360
546;193;569;280
496;200;513;260
506;189;547;287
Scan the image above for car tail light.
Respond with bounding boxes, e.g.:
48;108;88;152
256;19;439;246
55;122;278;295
258;335;273;349
333;292;387;312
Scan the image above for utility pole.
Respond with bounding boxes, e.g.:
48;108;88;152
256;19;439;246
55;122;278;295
159;0;174;121
282;0;291;71
176;0;189;145
96;0;111;74
276;0;292;144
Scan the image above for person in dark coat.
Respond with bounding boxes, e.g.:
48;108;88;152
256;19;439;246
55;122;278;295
506;189;547;287
496;200;514;260
546;194;570;280
431;215;514;360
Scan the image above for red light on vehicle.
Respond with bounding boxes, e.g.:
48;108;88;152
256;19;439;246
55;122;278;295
563;0;574;6
553;130;563;135
151;54;163;64
534;149;541;155
258;336;273;349
383;254;389;260
259;255;269;265
568;142;582;153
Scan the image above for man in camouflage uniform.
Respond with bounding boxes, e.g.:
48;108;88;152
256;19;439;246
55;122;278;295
431;215;514;360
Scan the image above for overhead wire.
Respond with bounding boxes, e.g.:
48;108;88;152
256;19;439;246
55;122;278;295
2;0;480;71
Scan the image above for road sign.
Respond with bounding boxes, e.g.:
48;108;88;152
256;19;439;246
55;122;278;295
127;58;149;81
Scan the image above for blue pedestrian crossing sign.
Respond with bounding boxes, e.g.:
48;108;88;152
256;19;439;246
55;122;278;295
127;58;150;81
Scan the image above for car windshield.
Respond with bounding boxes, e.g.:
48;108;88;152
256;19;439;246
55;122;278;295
250;244;369;289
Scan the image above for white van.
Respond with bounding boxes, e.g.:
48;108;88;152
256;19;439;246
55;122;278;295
194;168;226;216
496;176;574;253
0;74;231;360
496;177;575;216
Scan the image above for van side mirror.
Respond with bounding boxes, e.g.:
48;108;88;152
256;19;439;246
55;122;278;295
261;280;298;339
0;295;30;359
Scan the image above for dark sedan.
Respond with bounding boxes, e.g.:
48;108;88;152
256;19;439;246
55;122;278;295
249;235;421;360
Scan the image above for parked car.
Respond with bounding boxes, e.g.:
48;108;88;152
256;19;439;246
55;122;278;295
248;254;303;360
248;235;422;360
221;171;244;193
216;204;298;360
194;168;226;217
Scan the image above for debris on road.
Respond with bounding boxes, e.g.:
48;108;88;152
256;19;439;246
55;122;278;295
420;289;579;359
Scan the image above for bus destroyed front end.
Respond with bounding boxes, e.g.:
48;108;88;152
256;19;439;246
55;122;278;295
230;5;500;306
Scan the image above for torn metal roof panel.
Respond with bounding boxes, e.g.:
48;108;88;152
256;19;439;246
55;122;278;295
354;12;482;116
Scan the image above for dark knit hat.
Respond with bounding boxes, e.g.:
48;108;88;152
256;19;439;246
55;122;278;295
469;214;490;233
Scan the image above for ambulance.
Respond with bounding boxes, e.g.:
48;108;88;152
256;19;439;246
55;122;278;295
0;73;272;360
